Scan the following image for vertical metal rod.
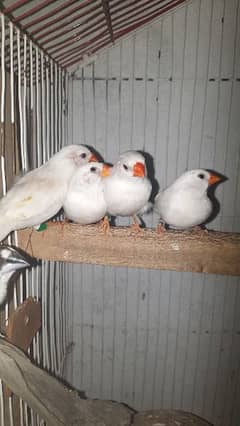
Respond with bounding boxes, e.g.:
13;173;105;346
1;15;10;326
9;23;14;123
35;46;41;367
30;41;33;110
0;380;5;426
17;29;25;172
11;22;19;308
1;14;5;125
20;398;24;426
23;34;28;171
22;34;29;308
8;397;14;426
55;63;58;153
50;59;54;157
59;68;62;148
36;47;41;167
41;51;46;163
46;61;50;160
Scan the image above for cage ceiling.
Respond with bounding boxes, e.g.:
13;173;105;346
1;0;187;69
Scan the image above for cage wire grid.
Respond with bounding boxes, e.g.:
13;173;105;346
0;12;71;426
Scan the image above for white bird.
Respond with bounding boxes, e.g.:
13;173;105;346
0;245;35;305
103;151;152;230
155;169;222;230
63;162;110;225
0;145;97;241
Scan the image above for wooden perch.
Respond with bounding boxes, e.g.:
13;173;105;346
0;339;132;426
16;223;240;276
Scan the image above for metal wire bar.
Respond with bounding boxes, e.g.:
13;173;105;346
8;397;14;426
33;1;100;40
0;380;5;426
23;0;81;30
102;0;114;42
49;21;107;57
1;14;6;125
62;0;185;68
8;0;60;23
0;9;70;424
9;23;15;123
50;59;54;157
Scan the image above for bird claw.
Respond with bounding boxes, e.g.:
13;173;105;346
191;225;208;235
99;216;111;235
129;215;144;235
46;219;69;231
130;222;142;234
156;222;166;234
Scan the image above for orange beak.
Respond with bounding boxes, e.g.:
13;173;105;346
208;173;222;185
133;162;145;177
101;163;111;177
89;153;98;162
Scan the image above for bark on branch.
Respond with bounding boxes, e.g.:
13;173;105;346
17;223;240;276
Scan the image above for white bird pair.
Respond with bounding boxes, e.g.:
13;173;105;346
0;144;97;242
63;150;152;231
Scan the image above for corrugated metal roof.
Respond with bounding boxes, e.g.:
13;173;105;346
1;0;187;69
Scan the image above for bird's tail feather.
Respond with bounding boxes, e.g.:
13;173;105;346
138;201;153;216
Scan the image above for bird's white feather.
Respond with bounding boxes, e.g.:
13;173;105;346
155;169;215;229
103;151;152;218
0;145;93;241
63;163;107;224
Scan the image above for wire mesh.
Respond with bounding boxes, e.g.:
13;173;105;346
0;11;71;426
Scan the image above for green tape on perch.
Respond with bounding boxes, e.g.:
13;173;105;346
36;223;47;232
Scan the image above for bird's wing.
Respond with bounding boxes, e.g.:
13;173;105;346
138;201;153;215
154;191;162;206
0;168;64;222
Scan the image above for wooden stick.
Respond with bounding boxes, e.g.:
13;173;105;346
17;223;240;276
0;338;132;426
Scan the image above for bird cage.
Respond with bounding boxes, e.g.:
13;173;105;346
0;0;239;425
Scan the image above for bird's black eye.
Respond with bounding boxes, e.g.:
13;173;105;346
90;166;97;172
123;164;128;170
198;173;205;179
80;153;87;159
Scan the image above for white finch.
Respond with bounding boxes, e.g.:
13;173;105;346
0;245;35;305
63;162;110;225
103;151;152;228
0;145;97;241
155;169;222;229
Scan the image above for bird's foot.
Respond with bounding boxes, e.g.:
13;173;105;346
191;225;208;235
99;216;111;235
129;215;144;235
130;222;143;234
46;218;69;230
60;217;71;225
156;222;166;234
